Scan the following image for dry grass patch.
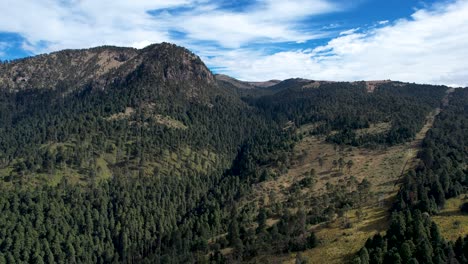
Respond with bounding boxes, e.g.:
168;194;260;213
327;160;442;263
241;106;439;263
106;106;187;129
154;114;188;129
106;107;135;120
433;195;468;241
355;122;391;136
291;205;390;264
244;134;408;208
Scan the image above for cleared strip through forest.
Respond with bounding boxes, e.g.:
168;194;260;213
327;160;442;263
397;88;455;183
287;87;455;264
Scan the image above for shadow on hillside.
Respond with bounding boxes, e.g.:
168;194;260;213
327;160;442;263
358;210;390;233
436;211;464;217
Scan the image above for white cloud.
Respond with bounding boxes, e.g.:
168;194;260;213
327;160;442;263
0;0;185;52
339;28;360;35
0;0;337;52
215;0;468;87
150;0;338;48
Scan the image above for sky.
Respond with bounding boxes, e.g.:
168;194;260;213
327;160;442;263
0;0;467;86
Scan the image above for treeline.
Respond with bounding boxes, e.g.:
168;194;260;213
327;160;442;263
354;88;468;264
250;82;447;146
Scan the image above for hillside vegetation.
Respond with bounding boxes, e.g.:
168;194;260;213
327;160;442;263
0;43;465;264
354;88;468;264
236;90;446;263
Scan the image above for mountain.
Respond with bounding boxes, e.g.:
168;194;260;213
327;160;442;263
0;43;467;264
0;43;218;102
0;43;254;186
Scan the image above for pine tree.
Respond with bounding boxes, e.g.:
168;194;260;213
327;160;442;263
227;218;242;250
400;241;413;263
256;208;267;234
306;232;318;249
359;247;370;264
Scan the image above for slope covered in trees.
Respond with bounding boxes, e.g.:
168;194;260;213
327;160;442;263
0;43;459;263
251;81;447;146
355;88;468;264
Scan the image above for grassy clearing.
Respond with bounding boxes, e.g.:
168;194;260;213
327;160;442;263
244;133;408;211
96;156;113;180
355;122;391;136
106;106;188;129
296;122;325;134
246;109;438;263
259;135;406;263
433;195;468;241
106;107;135;120
154;114;188;129
292;205;389;264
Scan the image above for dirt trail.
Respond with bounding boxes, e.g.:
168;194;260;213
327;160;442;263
399;87;454;177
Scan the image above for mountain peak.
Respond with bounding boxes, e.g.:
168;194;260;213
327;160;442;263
0;43;215;95
137;42;215;85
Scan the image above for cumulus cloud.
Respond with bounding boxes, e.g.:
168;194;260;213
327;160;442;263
216;0;468;87
0;0;337;52
0;0;191;52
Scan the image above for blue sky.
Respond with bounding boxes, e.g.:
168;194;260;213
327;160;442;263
1;0;467;86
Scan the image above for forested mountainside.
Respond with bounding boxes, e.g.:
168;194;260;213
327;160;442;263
355;88;468;264
0;43;465;263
